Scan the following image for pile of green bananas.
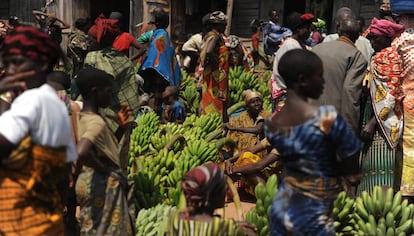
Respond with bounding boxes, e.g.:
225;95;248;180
128;112;226;212
135;203;175;236
179;70;199;115
229;66;273;111
245;174;278;236
333;186;414;235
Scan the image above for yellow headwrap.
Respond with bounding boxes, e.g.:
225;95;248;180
242;89;262;104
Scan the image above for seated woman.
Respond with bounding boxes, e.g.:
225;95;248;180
167;162;254;235
224;90;271;161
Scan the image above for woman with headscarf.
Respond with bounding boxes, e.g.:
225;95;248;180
223;90;272;195
270;12;315;113
167;162;248;235
0;25;77;235
224;90;271;156
199;11;230;115
357;18;405;195
84;14;140;133
138;8;182;117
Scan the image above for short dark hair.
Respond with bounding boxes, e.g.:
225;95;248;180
75;67;114;98
75;18;91;31
47;71;71;90
338;17;360;43
152;8;169;29
278;49;322;88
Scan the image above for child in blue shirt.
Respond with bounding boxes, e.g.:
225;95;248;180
161;86;186;124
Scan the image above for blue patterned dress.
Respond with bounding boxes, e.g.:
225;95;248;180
265;105;362;236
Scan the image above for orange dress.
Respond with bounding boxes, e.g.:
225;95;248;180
200;30;230;114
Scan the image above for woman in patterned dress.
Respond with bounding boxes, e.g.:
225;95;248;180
265;49;362;235
75;68;135;236
199;11;230;115
358;18;405;195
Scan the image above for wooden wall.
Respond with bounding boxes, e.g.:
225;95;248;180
1;0;45;23
230;0;260;37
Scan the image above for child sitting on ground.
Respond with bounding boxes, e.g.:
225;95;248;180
161;86;186;124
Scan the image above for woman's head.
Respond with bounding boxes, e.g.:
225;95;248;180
242;89;263;116
88;14;121;47
151;8;169;29
207;11;227;34
1;25;60;88
367;17;405;52
75;67;114;107
268;9;279;23
286;12;315;42
181;162;227;213
278;49;324;99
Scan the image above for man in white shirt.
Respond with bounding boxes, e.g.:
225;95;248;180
0;25;76;235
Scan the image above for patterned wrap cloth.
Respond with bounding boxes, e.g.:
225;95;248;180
369;46;404;148
199;29;230;114
0;137;67;235
0;25;66;235
394;27;414;196
181;162;226;212
265;105;362;235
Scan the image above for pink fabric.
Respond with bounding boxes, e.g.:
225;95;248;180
370;17;405;40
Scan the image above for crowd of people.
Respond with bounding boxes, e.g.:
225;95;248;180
0;1;414;235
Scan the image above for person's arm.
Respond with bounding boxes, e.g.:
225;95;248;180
227;152;279;175
223;120;264;135
226;140;268;163
49;14;70;29
0;70;33;95
107;104;134;142
205;34;220;65
76;138;108;173
32;10;46;23
340;51;367;133
129;42;147;61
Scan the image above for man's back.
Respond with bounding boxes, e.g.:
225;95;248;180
312;39;367;133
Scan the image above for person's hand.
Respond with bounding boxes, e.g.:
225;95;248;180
360;117;376;142
107;104;133;128
218;91;226;101
225;160;233;175
222;122;234;131
236;221;257;236
0;70;33;94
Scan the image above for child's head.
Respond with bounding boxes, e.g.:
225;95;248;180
47;71;71;91
162;86;179;105
75;67;114;107
278;49;324;99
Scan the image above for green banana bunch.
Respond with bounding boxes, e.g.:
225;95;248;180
332;191;355;234
245;174;278;236
133;172;164;210
194;113;223;135
128;112;159;160
135;112;159;131
135;203;175;236
343;187;414;236
182;139;218;164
